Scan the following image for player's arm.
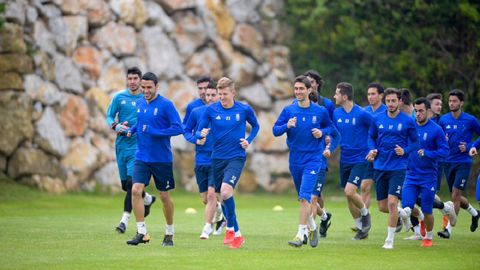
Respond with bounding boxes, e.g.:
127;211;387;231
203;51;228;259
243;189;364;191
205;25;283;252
318;108;334;137
366;118;378;161
466;117;480;150
424;129;449;159
106;95;119;129
245;106;260;144
403;120;419;154
195;107;212;139
183;110;198;144
182;102;193;125
272;108;290;137
146;103;184;137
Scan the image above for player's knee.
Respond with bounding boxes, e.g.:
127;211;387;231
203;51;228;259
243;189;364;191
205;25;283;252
131;185;143;198
159;192;171;203
361;182;371;194
344;186;356;198
207;192;216;203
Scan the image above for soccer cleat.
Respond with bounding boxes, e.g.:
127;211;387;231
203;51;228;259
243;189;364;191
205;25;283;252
288;236;304;248
200;224;213;239
352;229;368;240
350;226;360;232
382;240;394;250
223;230;235;245
126;233;150;245
400;214;412;232
308;226;319;248
470;211;480;232
421;239;433;247
213;219;226;236
302;234;308;244
420;221;426;237
144;196;156;218
361;213;371;233
115;222;126;234
319;212;332;238
395;217;403;233
212;203;224;223
444;201;457;227
162;234;174;247
230;236;245;249
403;234;422;240
437;229;450;239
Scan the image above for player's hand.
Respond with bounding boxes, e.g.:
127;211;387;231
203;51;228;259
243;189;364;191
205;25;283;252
469;147;478;157
196;137;206;145
240;138;249;149
417;149;425;157
200;128;210;138
323;149;331;158
459;142;467;152
311;128;323;139
325;135;331;145
115;121;129;134
126;130;132;137
394;144;404;156
287;117;297;128
366;149;377;162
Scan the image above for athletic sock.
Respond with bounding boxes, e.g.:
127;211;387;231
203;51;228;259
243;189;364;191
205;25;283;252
224;196;239;232
354;217;362;230
165;224;174;235
137;222;146;235
143;193;153;205
425;230;433;240
360;206;369;216
308;215;317;231
446;223;452;233
120;212;130;225
320;211;328;221
234;230;242;237
417;210;424;221
413;225;420;235
433;199;444;209
386;226;396;242
297;225;308;239
467;204;478;216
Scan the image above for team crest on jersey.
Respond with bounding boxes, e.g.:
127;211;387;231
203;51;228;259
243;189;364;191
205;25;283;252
453;125;457;129
388;125;393;130
153;108;158;116
312;116;317;124
397;124;402;131
302;117;306;122
131;101;136;106
379;124;384;129
215;115;221;120
121;100;126;104
337;118;343;123
236;113;240;121
423;132;428;141
345;118;350;124
137;109;140;112
352;118;356;125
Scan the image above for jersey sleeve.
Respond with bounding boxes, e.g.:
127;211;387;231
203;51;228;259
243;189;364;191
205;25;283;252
273;108;290;137
368;117;378;150
147;102;184;137
195;106;212;139
106;94;119;127
424;127;449;159
183;109;198;144
404;118;419;154
245;105;260;144
467;116;480;150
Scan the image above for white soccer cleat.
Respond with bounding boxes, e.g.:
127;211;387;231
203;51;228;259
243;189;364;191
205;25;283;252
212;220;226;236
199;224;213;239
403;234;422;240
445;201;457;227
382;240;394;250
212;202;224;223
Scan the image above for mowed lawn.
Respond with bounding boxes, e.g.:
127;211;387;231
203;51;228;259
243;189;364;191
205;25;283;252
0;177;479;270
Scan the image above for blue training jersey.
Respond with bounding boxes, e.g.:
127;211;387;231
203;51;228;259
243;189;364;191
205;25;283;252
106;89;143;151
368;111;419;171
183;105;214;166
196;101;259;160
438;112;480;164
473;137;480;149
318;96;335;121
273;102;334;166
334;104;373;164
183;98;205;125
364;104;387;116
130;95;183;163
406;120;449;181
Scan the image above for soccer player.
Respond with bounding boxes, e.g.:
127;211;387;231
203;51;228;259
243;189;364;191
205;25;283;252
303;70;335;119
106;67;155;234
273;75;334;248
426;93;442;124
399;88;414;117
125;72;184;246
438;89;480;233
332;82;372;240
195;77;260;249
399;97;449;247
183;81;224;239
469;139;480;207
183;76;212;124
366;88;418;249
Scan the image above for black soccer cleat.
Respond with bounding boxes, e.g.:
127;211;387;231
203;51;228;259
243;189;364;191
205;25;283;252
319;212;332;238
352;229;368;240
162;234;174;247
144;196;156;218
470;211;480;232
437;229;450;239
116;222;126;234
395;217;403;233
126;233;150;245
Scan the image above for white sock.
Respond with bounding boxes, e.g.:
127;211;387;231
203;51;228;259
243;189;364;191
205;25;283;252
234;230;242;237
137;222;146;235
166;224;174;235
308;215;317;231
143;193;153;205
354;217;362;229
320;212;328;221
417;210;424;221
386;226;396;242
120;212;130;225
425;230;433;240
226;226;234;231
360;206;369;216
467;204;478;216
297;225;307;239
204;223;212;231
413;225;420;235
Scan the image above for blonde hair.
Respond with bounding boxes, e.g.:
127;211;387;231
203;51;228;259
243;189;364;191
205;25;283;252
217;77;235;91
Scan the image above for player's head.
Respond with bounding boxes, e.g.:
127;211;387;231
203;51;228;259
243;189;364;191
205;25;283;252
217;77;235;108
205;80;218;105
127;67;142;92
414;97;430;125
294;75;312;103
303;70;323;93
196;76;212;103
426;93;442;116
141;72;158;102
367;82;384;106
448;89;464;112
399;88;413;114
384;88;401;113
334;82;353;105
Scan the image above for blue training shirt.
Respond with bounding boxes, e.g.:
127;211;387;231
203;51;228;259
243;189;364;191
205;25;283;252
184;105;214;166
438;112;480;164
130;95;183;163
333;104;373;164
195;101;259;160
319;96;335;121
368;111;419;171
183;98;205;125
364;104;387;116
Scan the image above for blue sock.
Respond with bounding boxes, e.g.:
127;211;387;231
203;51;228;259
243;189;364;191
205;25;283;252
224;196;239;232
221;203;229;226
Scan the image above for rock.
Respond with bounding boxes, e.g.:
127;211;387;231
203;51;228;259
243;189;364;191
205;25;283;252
19;175;67;194
110;0;148;29
26;6;38;24
260;0;284;19
98;62;126;93
171;134;190;151
61;137;100;180
52;0;81;15
7;147;64;179
48;15;88;55
91;134;115;161
121;57;147;75
205;0;235;39
146;1;175;32
34;3;62;18
64;171;81;191
94;162;121;193
249;152;289;191
72;46;102;80
238;83;272;110
172;12;207;57
226;0;261;23
92;22;136;57
0;23;27;54
227;52;257;87
271;177;294;193
89;107;110;135
232;23;264;61
0;154;6;173
0;72;24;91
0;54;33;74
154;0;196;14
24;75;63;105
85;87;110;114
5;0;27;25
213;38;234;67
33;21;56;55
54;54;84;93
0;92;34;156
159;79;197;117
262;72;294;99
80;0;112;27
32;101;43;121
259;19;282;43
140;26;183;79
185;47;223;79
34;106;70;157
264;46;295;80
237;160;258;193
33;51;56;81
59;94;89;136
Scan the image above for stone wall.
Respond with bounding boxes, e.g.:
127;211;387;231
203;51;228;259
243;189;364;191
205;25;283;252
0;0;296;193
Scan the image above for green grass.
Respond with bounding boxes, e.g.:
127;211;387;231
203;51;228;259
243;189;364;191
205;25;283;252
0;177;479;270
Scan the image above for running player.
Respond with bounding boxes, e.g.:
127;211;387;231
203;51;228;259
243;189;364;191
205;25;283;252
183;76;212;124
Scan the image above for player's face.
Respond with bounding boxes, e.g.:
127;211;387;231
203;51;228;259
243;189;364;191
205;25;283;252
197;81;208;102
127;74;141;92
141;79;157;102
333;88;345;105
430;98;442;115
448;95;463;112
218;87;234;108
415;103;428;124
367;87;382;106
294;82;310;102
385;93;399;113
205;88;218;105
306;76;318;91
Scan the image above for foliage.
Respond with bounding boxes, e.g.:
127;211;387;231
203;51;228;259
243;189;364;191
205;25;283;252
0;3;4;29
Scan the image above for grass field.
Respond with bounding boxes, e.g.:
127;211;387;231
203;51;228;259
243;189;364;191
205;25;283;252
1;177;479;270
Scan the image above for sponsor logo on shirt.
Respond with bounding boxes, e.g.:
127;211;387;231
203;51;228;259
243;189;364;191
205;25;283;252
121;100;126;105
338;118;343;123
310;170;316;175
379;124;384;129
446;125;451;129
131;101;136;106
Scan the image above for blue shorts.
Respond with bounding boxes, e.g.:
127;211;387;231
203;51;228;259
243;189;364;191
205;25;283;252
402;177;436;214
116;148;136;181
374;170;406;200
212;157;245;190
290;161;322;203
444;162;471;192
340;162;368;188
312;169;327;197
436;162;445;191
476;173;480;202
194;165;216;193
132;160;175;191
364;162;374;180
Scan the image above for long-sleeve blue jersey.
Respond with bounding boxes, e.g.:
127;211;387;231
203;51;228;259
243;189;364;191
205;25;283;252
273;102;334;166
406;120;449;181
368;111;419;171
183;98;205;125
195;101;259;160
183;105;213;165
364;104;387;116
130;95;183;163
318;96;335;121
438;112;480;164
334;104;372;164
473;137;480;149
106;89;143;151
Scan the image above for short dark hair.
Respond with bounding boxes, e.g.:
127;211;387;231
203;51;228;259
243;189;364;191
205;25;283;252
400;88;413;105
448;89;465;102
414;97;430;109
196;76;212;85
336;82;354;101
303;70;323;91
127;66;142;78
384;88;401;99
294;75;311;89
426;93;442;102
142;72;158;85
367;83;384;94
207;80;217;90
